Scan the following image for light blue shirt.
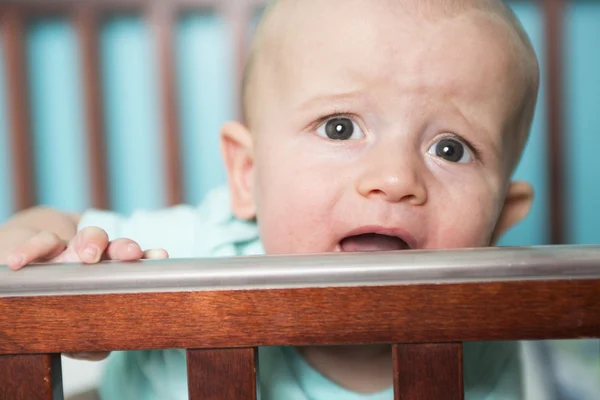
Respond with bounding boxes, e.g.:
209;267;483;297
78;186;523;400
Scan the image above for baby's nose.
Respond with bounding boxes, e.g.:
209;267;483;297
357;159;427;205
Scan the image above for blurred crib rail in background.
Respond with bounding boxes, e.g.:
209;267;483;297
0;0;264;216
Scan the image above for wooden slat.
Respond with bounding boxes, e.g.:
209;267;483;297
0;0;144;16
0;0;266;15
392;343;463;400
187;348;257;400
150;3;183;206
544;0;566;244
220;0;254;120
0;354;63;400
1;8;36;211
74;6;109;210
1;279;599;355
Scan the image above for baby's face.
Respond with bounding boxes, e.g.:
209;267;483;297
224;0;533;254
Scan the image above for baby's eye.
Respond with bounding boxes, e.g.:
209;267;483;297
427;137;473;163
316;117;365;140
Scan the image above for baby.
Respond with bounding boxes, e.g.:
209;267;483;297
0;0;540;398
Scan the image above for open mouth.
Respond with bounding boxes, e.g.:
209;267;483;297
339;233;411;252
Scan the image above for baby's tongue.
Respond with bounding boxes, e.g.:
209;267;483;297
340;233;408;252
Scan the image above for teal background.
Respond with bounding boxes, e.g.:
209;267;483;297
565;1;600;245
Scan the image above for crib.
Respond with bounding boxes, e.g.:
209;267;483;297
1;246;600;399
0;0;599;399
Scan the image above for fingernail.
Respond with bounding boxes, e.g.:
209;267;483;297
7;254;24;269
146;249;160;258
127;244;139;253
83;245;99;261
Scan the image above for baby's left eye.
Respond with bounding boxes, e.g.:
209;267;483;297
316;117;365;140
427;137;473;163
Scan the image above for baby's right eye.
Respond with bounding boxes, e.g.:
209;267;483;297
316;117;365;140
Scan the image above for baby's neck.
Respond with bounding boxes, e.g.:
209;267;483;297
297;345;393;393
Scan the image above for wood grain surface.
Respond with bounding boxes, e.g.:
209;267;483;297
393;343;463;400
187;348;257;400
0;354;62;400
1;279;599;355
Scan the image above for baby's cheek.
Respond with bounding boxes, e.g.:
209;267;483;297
258;204;330;254
460;211;496;247
257;169;338;254
429;225;489;249
432;196;497;248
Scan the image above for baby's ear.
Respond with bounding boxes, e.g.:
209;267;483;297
220;121;256;219
490;181;534;245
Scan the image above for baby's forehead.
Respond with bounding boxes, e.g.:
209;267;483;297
250;1;527;117
245;0;534;122
252;0;526;65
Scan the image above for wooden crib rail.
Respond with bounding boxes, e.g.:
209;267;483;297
1;245;600;399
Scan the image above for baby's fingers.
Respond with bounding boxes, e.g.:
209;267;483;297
8;231;66;270
103;238;144;261
71;227;110;263
143;249;169;259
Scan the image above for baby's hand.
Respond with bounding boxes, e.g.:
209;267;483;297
4;226;168;362
5;226;167;270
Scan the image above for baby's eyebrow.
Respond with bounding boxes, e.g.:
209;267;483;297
295;90;362;112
